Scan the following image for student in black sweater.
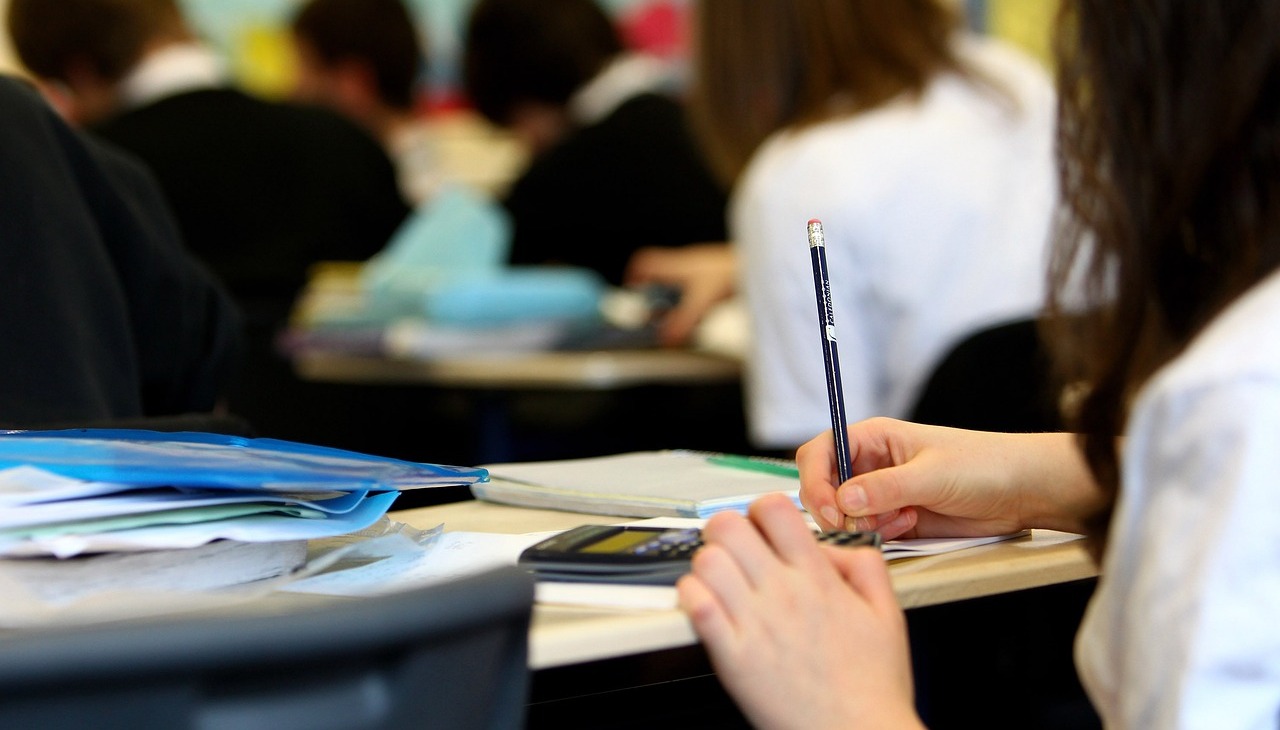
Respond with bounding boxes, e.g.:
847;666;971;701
9;0;409;438
463;0;727;286
0;77;240;428
8;0;408;327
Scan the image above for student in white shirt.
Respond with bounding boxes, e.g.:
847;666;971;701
683;0;1057;450
677;1;1280;727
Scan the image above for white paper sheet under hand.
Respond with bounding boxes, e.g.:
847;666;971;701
881;531;1032;560
282;529;557;597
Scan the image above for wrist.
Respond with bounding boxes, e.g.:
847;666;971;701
1010;432;1105;533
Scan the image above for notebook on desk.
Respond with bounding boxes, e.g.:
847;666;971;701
473;450;801;518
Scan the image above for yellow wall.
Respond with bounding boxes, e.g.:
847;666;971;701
0;0;22;76
987;0;1059;67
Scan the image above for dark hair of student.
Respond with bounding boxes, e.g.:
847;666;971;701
462;0;623;127
7;0;183;83
1045;0;1280;557
688;0;969;185
291;0;424;111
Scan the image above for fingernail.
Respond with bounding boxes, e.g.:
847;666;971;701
840;486;868;513
820;506;840;528
884;511;912;533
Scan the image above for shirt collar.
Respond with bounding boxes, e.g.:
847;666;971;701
119;43;227;109
567;53;674;126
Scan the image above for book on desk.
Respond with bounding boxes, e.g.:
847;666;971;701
474;450;802;518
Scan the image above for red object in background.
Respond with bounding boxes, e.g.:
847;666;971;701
618;1;688;59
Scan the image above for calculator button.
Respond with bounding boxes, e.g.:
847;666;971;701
658;529;700;545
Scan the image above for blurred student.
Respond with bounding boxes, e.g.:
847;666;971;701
8;0;409;438
0;76;239;428
7;0;408;327
463;0;727;286
677;0;1057;450
290;0;438;206
680;1;1280;727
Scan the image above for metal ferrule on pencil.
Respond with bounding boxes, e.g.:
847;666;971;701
807;219;826;249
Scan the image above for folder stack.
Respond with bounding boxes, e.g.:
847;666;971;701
0;429;487;559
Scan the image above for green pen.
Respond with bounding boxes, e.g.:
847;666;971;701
706;454;801;479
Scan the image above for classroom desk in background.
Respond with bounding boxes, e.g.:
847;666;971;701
292;348;741;391
292;348;746;471
282;263;752;470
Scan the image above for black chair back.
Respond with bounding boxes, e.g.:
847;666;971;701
910;318;1062;432
0;567;534;730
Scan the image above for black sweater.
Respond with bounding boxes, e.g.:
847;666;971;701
0;77;241;427
503;93;727;285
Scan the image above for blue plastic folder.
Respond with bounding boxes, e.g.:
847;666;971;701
0;430;490;557
0;429;489;492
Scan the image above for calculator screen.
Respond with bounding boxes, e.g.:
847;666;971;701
579;530;654;554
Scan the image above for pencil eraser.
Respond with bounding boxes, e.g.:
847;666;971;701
807;218;822;226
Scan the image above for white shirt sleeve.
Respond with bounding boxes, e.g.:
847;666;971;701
1078;377;1280;729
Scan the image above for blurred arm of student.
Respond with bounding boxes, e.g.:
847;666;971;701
623;243;736;347
677;494;924;730
0;77;241;428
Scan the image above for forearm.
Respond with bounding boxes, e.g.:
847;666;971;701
1007;432;1107;534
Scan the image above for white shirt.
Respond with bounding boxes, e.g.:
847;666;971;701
1076;270;1280;728
733;37;1057;448
388;121;443;206
118;42;226;109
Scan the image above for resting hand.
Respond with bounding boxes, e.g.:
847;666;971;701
798;418;1097;538
623;243;736;346
678;494;922;730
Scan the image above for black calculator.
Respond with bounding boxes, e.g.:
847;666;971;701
518;524;881;585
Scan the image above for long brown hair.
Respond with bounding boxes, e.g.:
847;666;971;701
1047;0;1280;554
689;0;967;185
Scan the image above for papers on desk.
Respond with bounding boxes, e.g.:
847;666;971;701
475;451;802;518
881;532;1031;559
284;516;1036;612
0;518;438;627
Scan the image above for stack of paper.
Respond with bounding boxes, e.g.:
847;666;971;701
475;451;801;518
0;429;488;559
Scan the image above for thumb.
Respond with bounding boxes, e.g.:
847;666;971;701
838;460;937;521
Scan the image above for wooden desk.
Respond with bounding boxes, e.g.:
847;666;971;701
289;262;741;391
291;347;747;465
392;500;1098;670
294;348;741;391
